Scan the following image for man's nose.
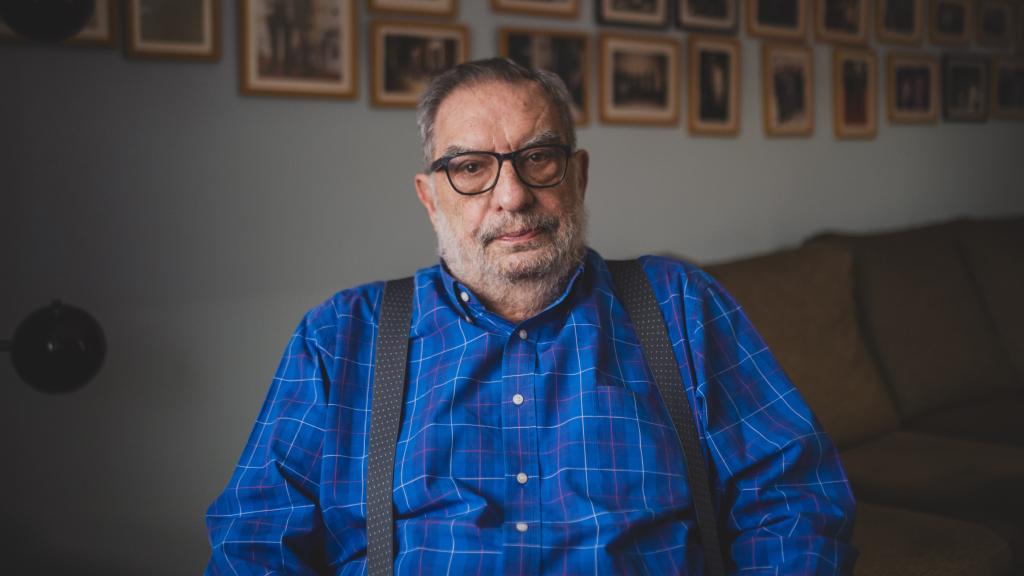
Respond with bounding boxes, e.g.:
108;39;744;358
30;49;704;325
491;159;535;213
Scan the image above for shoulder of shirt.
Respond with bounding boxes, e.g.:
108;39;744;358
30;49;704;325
296;263;442;339
631;253;723;299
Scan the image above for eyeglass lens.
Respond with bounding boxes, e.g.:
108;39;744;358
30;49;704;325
446;146;568;194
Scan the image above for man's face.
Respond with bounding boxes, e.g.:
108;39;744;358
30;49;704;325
415;80;589;287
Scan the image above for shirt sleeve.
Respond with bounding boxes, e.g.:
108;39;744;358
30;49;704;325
205;313;329;575
682;271;858;575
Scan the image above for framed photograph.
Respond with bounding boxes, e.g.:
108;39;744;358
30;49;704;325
369;0;457;17
877;0;923;44
816;0;869;43
886;52;939;123
689;35;741;135
596;0;670;28
930;0;971;45
371;21;468;108
942;54;989;121
491;0;580;18
833;48;877;138
992;58;1024;119
762;43;814;136
126;0;219;59
747;0;808;40
978;0;1013;48
239;0;357;99
678;0;739;33
67;0;117;46
499;28;590;125
598;33;680;125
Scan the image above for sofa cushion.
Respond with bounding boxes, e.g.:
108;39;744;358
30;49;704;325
907;392;1024;447
958;216;1024;382
705;244;899;449
854;503;1012;576
809;221;1019;419
840;431;1024;565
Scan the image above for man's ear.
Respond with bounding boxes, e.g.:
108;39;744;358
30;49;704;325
574;149;589;200
414;173;438;225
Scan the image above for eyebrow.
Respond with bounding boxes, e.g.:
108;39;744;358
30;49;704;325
438;130;568;159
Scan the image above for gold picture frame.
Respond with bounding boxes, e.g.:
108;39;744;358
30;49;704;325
125;0;219;60
762;43;814;136
688;35;741;135
886;52;939;123
596;0;671;28
815;0;870;44
239;0;357;99
747;0;808;40
491;0;580;18
930;0;971;45
678;0;740;33
598;32;680;126
371;20;469;108
876;0;924;44
498;27;591;126
833;47;877;138
369;0;458;17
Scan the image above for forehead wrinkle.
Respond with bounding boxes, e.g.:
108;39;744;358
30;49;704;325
433;81;560;156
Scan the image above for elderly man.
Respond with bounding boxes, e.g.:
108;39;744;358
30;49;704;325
206;58;856;575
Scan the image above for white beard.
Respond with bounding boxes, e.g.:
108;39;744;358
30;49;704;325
432;194;588;310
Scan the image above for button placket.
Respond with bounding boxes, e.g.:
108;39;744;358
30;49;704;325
500;327;542;573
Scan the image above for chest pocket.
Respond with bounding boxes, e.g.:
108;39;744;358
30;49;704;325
584;370;690;512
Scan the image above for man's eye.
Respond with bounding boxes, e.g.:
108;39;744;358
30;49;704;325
455;162;481;174
526;151;553;163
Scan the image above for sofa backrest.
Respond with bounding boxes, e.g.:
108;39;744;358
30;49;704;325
958;216;1024;382
705;244;900;449
808;220;1019;420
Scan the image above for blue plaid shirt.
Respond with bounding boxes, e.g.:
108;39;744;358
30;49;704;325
206;249;856;575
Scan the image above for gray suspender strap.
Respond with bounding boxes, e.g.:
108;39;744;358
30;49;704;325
366;262;726;574
366;276;414;576
606;259;727;576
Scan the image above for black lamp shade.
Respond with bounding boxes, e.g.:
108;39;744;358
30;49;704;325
0;0;96;43
11;301;105;393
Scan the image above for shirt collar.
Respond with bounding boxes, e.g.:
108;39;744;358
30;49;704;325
435;251;592;338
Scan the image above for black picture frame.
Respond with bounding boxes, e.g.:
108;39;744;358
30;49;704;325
942;53;990;121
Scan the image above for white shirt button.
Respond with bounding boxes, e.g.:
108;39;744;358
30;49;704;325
460;291;470;303
515;522;529;533
516;472;528;485
518;329;528;340
512;393;524;406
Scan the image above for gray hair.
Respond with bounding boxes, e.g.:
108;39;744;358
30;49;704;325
415;57;577;170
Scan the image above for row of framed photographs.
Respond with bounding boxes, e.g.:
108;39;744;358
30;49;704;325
495;0;1024;52
593;34;1023;137
3;1;1021;131
7;0;1022;54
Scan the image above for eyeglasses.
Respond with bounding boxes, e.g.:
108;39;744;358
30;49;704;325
429;144;573;196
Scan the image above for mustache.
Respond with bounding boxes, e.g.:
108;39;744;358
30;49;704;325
478;211;560;245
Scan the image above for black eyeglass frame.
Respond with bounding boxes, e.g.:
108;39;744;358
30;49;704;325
429;144;574;196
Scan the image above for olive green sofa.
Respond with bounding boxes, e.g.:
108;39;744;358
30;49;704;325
703;215;1024;576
